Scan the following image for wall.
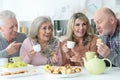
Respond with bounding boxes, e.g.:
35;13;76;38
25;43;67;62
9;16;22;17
1;0;120;34
0;0;3;10
1;0;120;20
1;0;86;21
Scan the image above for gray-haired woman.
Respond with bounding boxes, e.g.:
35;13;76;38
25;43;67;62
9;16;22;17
20;16;63;66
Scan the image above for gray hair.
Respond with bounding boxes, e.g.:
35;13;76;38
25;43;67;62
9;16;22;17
0;10;16;26
28;16;53;42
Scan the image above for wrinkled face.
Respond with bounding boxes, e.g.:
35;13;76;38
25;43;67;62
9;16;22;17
0;18;18;40
73;18;87;38
94;13;112;36
38;22;52;42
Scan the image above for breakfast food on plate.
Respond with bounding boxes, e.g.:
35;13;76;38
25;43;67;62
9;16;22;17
0;69;37;76
45;64;81;74
97;38;102;44
0;70;28;76
0;61;36;76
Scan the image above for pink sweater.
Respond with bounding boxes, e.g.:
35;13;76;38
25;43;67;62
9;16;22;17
20;38;63;66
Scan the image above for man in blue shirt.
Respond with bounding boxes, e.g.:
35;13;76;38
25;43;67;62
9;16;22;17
94;8;120;67
0;10;26;59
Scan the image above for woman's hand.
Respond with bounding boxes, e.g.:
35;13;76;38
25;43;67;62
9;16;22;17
27;50;36;60
62;43;69;53
70;49;81;62
70;49;83;66
62;43;71;59
51;53;59;64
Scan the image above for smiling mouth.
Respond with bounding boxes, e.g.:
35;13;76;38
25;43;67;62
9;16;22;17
77;31;84;34
98;30;102;33
45;35;50;37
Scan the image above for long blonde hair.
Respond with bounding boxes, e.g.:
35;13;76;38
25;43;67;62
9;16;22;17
67;12;94;45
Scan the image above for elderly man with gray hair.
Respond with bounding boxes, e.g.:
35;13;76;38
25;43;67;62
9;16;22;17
94;8;120;67
0;10;26;59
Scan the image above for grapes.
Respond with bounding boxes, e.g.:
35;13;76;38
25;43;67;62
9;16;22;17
8;63;16;68
4;62;27;68
4;63;12;68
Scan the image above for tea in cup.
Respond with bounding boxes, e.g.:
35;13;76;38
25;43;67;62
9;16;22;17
33;44;41;52
67;41;75;49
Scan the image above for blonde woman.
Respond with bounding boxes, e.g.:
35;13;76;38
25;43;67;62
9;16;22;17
61;12;98;66
20;16;62;66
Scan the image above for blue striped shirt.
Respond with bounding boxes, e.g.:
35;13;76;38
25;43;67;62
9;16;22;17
99;21;120;67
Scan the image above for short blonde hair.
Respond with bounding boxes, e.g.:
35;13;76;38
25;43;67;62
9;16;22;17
28;16;53;42
67;12;94;45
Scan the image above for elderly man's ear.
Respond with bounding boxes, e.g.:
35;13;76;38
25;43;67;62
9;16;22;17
110;16;117;24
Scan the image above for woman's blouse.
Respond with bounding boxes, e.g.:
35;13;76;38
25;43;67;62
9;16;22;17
20;37;62;66
61;35;98;66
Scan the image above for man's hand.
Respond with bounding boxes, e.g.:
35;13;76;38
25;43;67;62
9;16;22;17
6;41;22;55
96;43;110;57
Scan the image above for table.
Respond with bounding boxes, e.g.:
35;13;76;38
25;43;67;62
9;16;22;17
0;66;120;80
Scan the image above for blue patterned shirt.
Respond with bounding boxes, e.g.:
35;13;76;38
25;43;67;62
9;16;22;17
99;20;120;67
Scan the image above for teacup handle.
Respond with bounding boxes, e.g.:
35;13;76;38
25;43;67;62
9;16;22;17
102;58;112;71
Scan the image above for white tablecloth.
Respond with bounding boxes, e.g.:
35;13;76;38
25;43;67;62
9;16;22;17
0;66;120;80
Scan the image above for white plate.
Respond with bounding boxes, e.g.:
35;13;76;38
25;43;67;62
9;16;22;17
0;69;39;78
0;65;33;72
48;71;81;78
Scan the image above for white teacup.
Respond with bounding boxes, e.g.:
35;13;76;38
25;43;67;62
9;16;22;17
67;41;75;49
33;44;41;52
0;58;8;67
